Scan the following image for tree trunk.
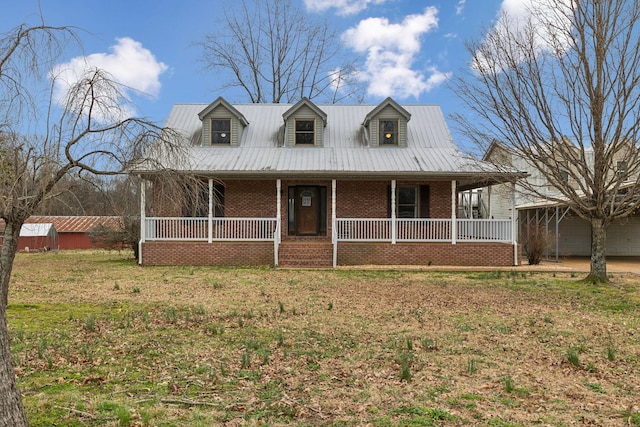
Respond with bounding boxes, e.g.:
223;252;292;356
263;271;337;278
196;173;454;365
589;216;608;282
0;221;29;426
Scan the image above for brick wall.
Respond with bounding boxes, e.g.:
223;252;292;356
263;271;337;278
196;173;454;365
338;242;517;266
142;240;517;267
142;241;274;266
226;180;277;217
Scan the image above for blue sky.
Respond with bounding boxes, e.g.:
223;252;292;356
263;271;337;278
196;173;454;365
1;0;522;146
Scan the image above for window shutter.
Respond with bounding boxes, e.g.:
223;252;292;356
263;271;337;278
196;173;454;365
387;185;392;218
419;185;430;218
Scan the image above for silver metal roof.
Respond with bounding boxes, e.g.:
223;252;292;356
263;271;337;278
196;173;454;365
143;102;504;180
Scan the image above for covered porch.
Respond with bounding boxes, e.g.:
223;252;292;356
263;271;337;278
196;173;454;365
139;178;519;267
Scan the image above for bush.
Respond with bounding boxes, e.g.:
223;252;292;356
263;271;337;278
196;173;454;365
521;221;555;265
88;216;140;259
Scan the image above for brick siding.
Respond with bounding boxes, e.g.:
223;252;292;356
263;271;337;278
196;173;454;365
142;241;274;266
337;242;517;266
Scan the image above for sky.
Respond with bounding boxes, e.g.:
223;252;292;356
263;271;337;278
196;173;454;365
1;0;531;147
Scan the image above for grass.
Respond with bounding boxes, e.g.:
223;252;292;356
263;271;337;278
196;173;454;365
6;250;640;426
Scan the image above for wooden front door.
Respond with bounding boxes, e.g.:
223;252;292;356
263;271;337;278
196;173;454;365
288;185;327;236
296;186;320;235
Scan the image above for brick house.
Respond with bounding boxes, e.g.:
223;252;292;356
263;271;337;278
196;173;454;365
134;97;522;267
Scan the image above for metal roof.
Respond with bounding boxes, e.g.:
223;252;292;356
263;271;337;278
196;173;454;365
25;216;123;232
139;101;507;180
20;223;56;237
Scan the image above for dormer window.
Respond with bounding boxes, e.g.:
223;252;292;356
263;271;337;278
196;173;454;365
211;119;231;144
295;119;315;145
379;120;398;145
363;98;410;147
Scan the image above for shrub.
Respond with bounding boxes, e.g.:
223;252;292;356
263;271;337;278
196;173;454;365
521;220;555;265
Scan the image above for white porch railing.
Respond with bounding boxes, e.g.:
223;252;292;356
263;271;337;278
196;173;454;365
456;219;512;242
145;217;278;241
144;217;512;243
335;218;511;242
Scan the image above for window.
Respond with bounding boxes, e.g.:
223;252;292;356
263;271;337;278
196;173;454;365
558;161;569;183
211;119;231;144
379;120;398;145
617;161;628;179
397;186;417;218
388;185;429;218
295;120;315;145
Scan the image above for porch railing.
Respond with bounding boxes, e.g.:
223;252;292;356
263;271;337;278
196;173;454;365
145;217;278;241
456;219;512;242
335;218;511;242
144;217;512;243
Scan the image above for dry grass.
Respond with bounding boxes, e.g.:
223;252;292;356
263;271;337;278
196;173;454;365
7;250;640;426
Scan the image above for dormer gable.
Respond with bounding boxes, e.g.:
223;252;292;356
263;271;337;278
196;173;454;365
363;97;411;147
282;98;327;147
198;97;249;146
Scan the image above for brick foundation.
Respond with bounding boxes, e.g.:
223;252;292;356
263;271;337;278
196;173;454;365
338;242;516;266
142;240;517;267
142;241;274;266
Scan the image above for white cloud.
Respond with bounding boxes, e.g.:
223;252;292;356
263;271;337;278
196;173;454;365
473;0;573;73
456;0;466;15
304;0;388;16
51;37;168;121
342;7;450;98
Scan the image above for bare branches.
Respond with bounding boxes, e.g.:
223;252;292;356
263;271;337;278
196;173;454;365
453;0;640;279
454;0;640;218
196;0;362;104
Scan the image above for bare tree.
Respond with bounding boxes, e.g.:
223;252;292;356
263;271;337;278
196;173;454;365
452;0;640;282
197;0;362;103
0;24;184;424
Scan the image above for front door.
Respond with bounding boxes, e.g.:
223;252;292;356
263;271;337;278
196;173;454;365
288;186;326;236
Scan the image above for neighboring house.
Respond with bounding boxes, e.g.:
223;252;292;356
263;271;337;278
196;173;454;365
484;141;640;257
133;97;522;267
0;216;124;250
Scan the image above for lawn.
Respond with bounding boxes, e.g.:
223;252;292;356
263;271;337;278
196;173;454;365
6;250;640;426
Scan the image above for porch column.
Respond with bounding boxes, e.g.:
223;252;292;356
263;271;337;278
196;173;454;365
332;179;337;268
512;182;518;265
139;179;146;265
275;179;281;266
391;180;397;244
451;180;457;245
208;179;213;244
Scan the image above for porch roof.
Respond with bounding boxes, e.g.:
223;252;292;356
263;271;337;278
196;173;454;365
136;102;522;187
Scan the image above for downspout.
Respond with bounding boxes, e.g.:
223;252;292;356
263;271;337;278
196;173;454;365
139;178;146;265
275;179;281;267
332;179;337;267
391;180;397;244
451;180;457;244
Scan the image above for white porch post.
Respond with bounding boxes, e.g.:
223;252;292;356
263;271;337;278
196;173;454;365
451;180;457;244
139;179;146;265
275;179;281;266
391;180;397;244
512;182;519;265
332;179;337;268
208;179;213;243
